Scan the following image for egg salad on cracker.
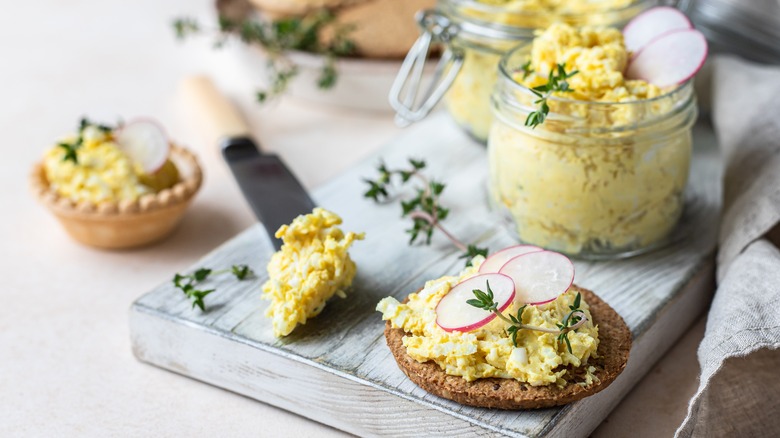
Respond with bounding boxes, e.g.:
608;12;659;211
377;256;600;387
263;208;364;337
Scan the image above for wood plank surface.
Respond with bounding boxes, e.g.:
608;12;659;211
130;113;721;437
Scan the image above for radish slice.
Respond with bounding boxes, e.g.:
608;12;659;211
623;6;692;54
115;119;170;174
499;251;574;305
625;29;708;88
479;245;543;274
436;273;515;333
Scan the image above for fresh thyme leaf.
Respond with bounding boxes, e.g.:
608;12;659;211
409;158;426;170
563;333;573;354
58;142;79;164
524;63;579;129
520;60;533;79
231;264;253;280
461;245;489;267
317;59;337;90
193;268;212;282
516;305;527;322
173;265;253;311
171;10;355;103
485;281;495;301
173;17;200;39
466;299;484;308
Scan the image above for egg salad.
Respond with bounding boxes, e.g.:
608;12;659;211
521;23;661;102
262;208;364;337
43;122;178;204
377;257;599;386
488;23;696;256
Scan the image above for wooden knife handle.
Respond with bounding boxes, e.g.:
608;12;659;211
180;75;252;145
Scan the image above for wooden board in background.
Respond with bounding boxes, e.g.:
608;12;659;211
130;113;720;437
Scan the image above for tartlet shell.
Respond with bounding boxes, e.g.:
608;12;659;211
384;285;632;410
29;144;202;249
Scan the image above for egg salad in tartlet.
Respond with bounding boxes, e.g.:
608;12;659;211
30;118;202;249
377;247;631;409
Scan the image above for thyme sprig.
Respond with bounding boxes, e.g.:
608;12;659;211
467;280;587;353
363;158;488;266
524;63;578;129
173;264;254;311
172;10;355;103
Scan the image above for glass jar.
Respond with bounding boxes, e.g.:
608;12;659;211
390;0;656;143
488;44;698;259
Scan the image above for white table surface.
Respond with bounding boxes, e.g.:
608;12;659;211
0;0;706;436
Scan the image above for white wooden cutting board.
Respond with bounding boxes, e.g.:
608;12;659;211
129;113;720;437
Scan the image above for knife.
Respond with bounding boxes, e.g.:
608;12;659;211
181;76;316;250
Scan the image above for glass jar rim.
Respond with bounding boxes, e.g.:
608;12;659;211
446;0;652;20
439;0;657;45
498;42;692;107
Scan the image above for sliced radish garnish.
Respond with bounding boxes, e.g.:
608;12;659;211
479;245;543;274
115;119;170;174
436;273;515;333
623;6;692;54
625;29;708;88
499;251;574;305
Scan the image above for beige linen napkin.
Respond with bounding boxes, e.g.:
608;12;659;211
676;56;780;437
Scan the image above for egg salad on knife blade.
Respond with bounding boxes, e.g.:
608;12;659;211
377;246;631;409
263;208;364;337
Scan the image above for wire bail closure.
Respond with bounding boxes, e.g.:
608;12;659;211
389;10;464;127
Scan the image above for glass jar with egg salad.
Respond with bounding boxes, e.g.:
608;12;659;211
390;0;657;143
488;25;697;259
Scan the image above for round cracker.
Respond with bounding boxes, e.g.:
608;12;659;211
384;285;631;409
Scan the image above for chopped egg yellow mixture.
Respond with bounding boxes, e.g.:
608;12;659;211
520;23;661;102
43;124;178;204
377;258;599;386
489;23;693;255
43;126;149;203
262;208;364;337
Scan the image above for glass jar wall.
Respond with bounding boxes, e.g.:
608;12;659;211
488;44;698;258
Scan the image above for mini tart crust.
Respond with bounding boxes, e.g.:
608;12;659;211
30;144;203;249
384;285;632;410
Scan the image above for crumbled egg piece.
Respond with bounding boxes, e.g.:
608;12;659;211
377;257;599;386
43;126;152;203
262;208;364;337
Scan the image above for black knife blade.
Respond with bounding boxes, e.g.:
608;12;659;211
222;136;316;250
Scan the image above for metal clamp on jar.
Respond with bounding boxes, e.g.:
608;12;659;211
390;0;656;143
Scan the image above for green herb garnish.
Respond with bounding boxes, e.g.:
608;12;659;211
468;281;588;352
524;63;578;129
172;10;356;103
57;117;116;164
519;60;533;80
173;264;255;311
363;158;488;266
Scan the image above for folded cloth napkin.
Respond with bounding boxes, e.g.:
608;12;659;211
676;56;780;437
